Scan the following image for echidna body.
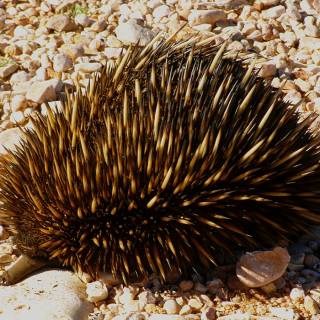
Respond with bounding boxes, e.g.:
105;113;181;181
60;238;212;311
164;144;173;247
1;33;320;284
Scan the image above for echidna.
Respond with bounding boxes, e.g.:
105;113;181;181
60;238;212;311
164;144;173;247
1;30;320;285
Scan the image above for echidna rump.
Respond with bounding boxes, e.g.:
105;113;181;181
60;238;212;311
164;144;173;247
1;31;320;285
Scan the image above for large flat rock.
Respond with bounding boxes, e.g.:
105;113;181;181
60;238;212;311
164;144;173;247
0;268;94;320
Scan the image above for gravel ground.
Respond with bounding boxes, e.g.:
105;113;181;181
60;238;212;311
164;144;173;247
1;0;320;319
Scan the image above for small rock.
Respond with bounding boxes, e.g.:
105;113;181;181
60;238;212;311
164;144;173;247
227;275;249;290
10;111;26;125
60;44;85;60
153;5;171;19
273;277;286;290
290;287;305;302
14;26;33;37
53;53;73;73
188;10;226;27
0;253;12;263
257;63;277;77
179;280;193;292
301;269;320;279
11;95;28;112
10;71;31;86
236;247;290;288
115;22;155;46
290;252;305;265
260;282;277;294
179;305;192;315
193;282;207;293
86;281;108;303
119;291;135;304
138;289;156;308
123;300;143;313
0;64;18;78
26;81;56;104
75;63;102;73
36;67;48;81
262;5;286;19
188;298;203;312
91;19;107;32
46;14;74;32
75;14;90;28
304;295;320;315
163;299;181;314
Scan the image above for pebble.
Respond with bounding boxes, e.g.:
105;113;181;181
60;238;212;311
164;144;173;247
115;22;156;46
53;53;72;72
86;281;109;303
46;14;74;32
26;81;56;104
163;300;181;315
304;295;320;315
290;287;305;302
74;62;102;73
0;64;18;78
236;247;290;287
188;10;226;27
10;111;25;125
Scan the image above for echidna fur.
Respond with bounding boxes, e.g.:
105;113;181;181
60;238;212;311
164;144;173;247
1;31;320;284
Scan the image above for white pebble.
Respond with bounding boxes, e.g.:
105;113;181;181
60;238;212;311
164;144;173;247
290;287;305;301
10;111;26;125
163;299;181;314
86;281;108;303
11;95;28;112
53;53;72;73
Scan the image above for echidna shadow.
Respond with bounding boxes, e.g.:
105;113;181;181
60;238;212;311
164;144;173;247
1;30;320;285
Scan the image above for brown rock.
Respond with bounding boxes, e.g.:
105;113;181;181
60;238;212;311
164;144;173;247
47;67;62;79
236;247;290;288
46;14;74;32
91;19;107;32
60;44;85;60
227;275;249;290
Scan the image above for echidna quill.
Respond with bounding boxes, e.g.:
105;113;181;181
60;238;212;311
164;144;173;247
1;30;320;285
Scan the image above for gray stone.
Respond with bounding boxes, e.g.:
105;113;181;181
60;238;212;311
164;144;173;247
288;243;313;255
